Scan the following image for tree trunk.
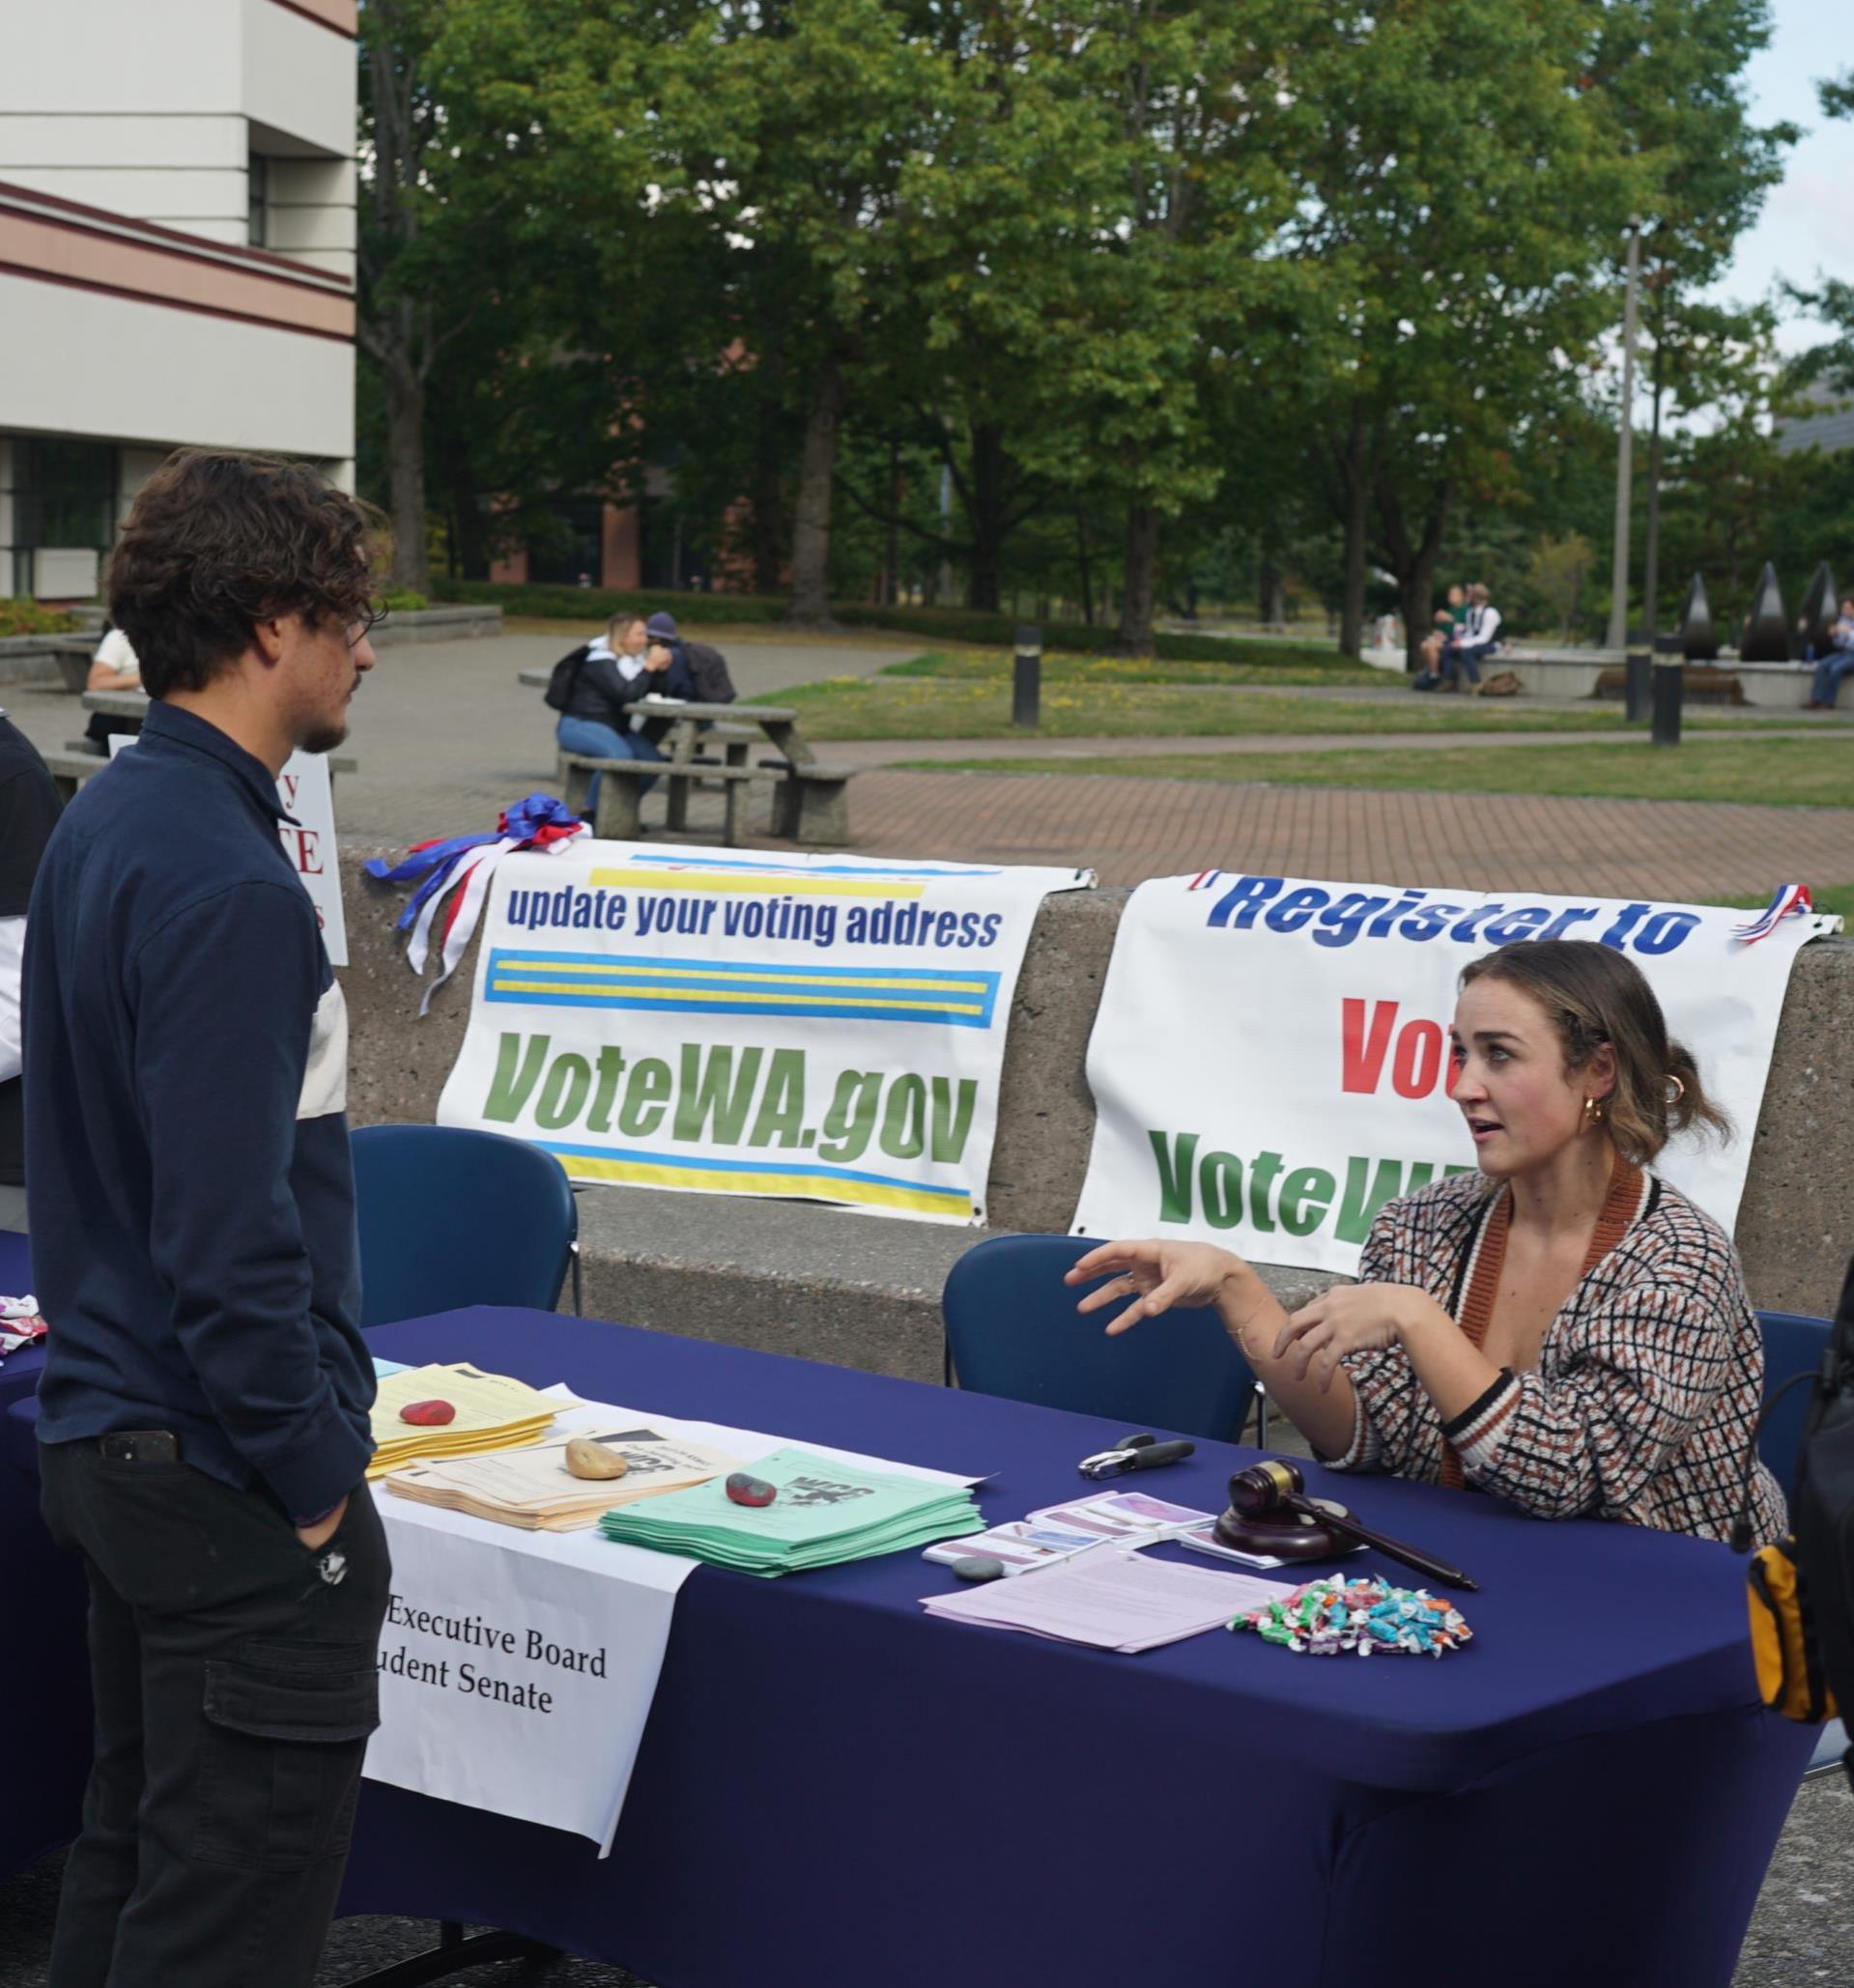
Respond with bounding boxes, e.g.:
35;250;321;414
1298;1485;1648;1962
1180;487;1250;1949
1117;499;1160;655
752;406;784;596
1075;511;1094;626
1641;336;1665;647
1377;472;1453;674
789;359;846;624
963;422;1006;612
885;435;901;607
383;353;429;594
1337;405;1369;660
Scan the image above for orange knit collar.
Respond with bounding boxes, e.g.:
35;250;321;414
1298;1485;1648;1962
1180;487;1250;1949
1438;1152;1641;1489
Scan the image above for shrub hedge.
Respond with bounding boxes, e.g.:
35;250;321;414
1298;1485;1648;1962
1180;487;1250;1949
430;579;1352;668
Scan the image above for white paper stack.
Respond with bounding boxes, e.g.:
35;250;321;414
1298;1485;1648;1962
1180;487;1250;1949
922;1548;1296;1654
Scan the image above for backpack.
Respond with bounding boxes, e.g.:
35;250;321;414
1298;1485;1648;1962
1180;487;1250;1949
543;643;591;712
683;640;736;704
1746;1255;1854;1777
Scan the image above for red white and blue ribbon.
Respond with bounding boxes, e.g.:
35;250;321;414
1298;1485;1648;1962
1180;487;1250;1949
1731;884;1813;947
364;795;588;1013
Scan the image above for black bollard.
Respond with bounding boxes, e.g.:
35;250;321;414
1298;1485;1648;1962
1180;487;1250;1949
1650;655;1683;748
1013;625;1042;728
1624;641;1652;724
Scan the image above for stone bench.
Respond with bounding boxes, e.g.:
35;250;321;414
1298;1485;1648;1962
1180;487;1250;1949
763;756;861;844
556;749;760;844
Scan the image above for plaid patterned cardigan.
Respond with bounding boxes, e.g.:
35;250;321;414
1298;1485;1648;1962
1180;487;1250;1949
1327;1168;1785;1545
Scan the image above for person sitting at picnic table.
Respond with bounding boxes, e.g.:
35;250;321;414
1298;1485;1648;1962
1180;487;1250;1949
553;612;691;812
1440;582;1501;693
83;622;146;752
1068;938;1783;1546
1805;595;1854;710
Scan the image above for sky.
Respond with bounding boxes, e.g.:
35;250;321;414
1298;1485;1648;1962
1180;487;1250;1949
1709;0;1854;355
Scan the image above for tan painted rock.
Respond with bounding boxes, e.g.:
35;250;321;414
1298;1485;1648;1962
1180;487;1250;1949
565;1437;629;1482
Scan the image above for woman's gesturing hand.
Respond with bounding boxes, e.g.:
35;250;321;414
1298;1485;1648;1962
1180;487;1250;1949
1067;1238;1241;1337
1275;1284;1430;1389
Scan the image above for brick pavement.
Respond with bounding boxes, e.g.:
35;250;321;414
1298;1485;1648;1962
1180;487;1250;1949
827;768;1854;895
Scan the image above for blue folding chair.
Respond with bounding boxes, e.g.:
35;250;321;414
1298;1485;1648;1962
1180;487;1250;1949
942;1234;1257;1443
1754;1308;1842;1779
351;1123;579;1328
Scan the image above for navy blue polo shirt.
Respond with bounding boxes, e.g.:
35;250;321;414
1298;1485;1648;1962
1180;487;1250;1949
24;701;374;1517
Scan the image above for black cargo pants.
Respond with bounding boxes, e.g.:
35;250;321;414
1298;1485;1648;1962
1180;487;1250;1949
40;1435;390;1988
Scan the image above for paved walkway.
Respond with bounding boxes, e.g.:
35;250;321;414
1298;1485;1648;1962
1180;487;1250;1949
829;768;1854;895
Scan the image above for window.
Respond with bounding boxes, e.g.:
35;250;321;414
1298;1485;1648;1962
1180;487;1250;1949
7;439;117;551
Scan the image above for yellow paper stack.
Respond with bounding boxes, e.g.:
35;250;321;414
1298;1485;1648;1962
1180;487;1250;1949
366;1362;559;1480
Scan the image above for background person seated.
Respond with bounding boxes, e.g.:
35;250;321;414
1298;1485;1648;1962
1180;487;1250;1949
83;622;145;753
1440;582;1501;693
552;612;689;813
1806;595;1854;710
1417;583;1468;681
1070;938;1783;1547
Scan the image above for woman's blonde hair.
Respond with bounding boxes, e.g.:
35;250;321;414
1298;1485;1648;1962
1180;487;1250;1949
1459;939;1730;1163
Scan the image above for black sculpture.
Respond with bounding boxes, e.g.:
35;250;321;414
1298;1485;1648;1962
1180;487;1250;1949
1680;574;1719;662
1739;562;1791;663
1800;562;1840;655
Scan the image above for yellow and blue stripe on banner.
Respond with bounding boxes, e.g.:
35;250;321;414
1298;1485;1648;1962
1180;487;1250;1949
536;1142;973;1219
484;949;1001;1029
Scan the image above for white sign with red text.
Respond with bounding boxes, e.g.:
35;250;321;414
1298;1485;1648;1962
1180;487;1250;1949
1070;871;1836;1276
110;736;346;964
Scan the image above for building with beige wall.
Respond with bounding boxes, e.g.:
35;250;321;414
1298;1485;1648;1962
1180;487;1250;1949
0;0;357;603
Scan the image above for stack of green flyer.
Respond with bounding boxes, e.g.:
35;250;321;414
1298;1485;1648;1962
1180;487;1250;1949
598;1446;983;1576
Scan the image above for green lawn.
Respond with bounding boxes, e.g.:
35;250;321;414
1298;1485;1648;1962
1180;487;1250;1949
896;733;1854;807
1712;883;1854;921
778;672;1717;743
880;646;1383;685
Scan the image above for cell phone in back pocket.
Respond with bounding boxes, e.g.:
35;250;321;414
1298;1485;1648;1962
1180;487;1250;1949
100;1431;181;1465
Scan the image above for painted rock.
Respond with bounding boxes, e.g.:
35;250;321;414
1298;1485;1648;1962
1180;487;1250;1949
725;1472;778;1508
564;1437;629;1482
398;1399;456;1427
951;1556;1007;1583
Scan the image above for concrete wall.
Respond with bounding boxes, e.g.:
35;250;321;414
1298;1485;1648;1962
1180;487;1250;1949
0;0;354;259
0;280;354;460
336;848;1854;1321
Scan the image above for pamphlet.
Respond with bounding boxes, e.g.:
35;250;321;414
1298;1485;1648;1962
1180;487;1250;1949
922;1549;1297;1654
385;1425;739;1531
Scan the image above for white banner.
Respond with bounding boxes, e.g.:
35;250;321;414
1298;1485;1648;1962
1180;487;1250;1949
437;843;1093;1224
1071;871;1837;1276
110;736;346;964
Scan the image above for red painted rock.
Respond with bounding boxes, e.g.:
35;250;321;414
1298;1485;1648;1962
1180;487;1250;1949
399;1399;457;1427
725;1472;778;1508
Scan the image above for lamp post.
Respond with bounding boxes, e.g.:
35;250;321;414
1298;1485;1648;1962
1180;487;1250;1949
1608;223;1641;663
1013;625;1042;728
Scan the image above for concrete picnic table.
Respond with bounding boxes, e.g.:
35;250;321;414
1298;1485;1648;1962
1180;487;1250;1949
516;674;851;842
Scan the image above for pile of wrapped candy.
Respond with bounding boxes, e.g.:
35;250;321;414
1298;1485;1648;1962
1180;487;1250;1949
1230;1576;1472;1658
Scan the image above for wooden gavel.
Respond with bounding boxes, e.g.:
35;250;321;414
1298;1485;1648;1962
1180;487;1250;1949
1218;1460;1478;1591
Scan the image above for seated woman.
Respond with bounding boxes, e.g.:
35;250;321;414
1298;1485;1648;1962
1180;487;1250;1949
554;612;685;814
1070;938;1783;1544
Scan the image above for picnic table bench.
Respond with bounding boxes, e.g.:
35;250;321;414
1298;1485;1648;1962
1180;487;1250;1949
515;672;859;844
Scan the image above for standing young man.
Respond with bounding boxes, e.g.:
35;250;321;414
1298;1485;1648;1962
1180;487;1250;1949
26;450;388;1988
0;706;61;1232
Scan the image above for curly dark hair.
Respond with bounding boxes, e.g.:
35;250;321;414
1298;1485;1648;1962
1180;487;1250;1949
107;450;381;698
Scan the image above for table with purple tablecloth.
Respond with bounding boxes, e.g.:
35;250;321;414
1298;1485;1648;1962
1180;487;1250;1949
6;1302;1812;1986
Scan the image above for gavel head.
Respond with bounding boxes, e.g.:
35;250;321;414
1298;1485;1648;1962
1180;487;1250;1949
1227;1459;1306;1518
